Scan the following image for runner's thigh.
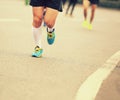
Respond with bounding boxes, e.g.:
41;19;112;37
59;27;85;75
83;0;90;8
44;7;58;24
33;7;44;19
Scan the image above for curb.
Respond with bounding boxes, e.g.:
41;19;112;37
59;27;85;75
75;50;120;100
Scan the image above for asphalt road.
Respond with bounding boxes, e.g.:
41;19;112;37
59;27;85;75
0;0;120;100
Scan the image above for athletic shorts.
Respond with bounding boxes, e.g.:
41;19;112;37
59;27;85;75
30;0;63;12
89;0;99;4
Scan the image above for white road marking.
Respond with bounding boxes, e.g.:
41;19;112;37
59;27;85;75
75;51;120;100
0;18;21;22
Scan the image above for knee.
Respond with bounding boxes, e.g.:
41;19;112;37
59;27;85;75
33;16;43;28
91;8;96;14
91;5;97;12
44;18;55;28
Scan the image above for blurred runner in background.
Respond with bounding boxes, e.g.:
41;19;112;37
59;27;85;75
82;0;99;30
62;0;67;8
65;0;77;17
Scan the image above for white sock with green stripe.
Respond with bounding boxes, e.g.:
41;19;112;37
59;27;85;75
47;27;54;33
32;26;42;48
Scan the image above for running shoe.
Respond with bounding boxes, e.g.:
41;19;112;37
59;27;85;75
87;23;93;30
47;28;55;45
32;46;43;58
82;20;88;28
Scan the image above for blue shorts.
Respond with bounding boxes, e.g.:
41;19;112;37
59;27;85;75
30;0;63;12
89;0;99;4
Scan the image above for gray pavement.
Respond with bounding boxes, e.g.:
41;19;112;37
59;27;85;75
95;62;120;100
0;0;120;100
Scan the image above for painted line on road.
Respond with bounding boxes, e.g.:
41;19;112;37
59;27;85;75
0;18;21;22
75;50;120;100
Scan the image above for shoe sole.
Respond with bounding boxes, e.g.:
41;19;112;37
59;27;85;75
32;55;42;58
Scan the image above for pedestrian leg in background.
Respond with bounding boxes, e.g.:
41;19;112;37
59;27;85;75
88;3;97;30
82;0;90;29
25;0;29;5
65;0;77;17
65;0;71;15
69;0;77;17
82;0;99;30
62;0;67;8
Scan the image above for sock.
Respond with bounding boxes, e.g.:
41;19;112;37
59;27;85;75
47;27;54;33
32;26;42;48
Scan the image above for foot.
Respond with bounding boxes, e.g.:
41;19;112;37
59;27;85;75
32;46;43;58
87;23;93;30
47;28;55;45
82;20;89;28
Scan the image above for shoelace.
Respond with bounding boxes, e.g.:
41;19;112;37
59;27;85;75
48;32;54;38
48;33;53;38
34;46;41;52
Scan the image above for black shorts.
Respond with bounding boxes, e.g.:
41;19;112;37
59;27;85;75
89;0;99;4
30;0;63;12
